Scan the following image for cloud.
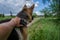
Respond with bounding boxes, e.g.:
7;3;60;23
35;11;44;15
0;0;26;14
35;1;39;7
25;0;39;8
0;0;34;9
35;4;38;7
26;1;34;8
0;0;4;3
0;0;35;15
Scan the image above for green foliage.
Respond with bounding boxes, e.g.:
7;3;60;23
0;16;15;21
0;14;5;17
0;17;60;40
44;13;48;18
41;0;60;19
32;13;37;18
40;8;53;18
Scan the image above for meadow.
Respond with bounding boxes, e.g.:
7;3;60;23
0;16;15;21
0;17;60;40
28;18;60;40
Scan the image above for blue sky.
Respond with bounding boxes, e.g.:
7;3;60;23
0;0;49;16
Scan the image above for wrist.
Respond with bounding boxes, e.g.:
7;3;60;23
9;19;16;27
11;17;20;27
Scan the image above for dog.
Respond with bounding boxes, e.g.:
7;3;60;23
0;4;34;40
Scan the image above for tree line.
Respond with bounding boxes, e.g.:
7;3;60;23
0;11;13;17
40;0;60;19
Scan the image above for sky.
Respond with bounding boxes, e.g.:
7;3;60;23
0;0;49;16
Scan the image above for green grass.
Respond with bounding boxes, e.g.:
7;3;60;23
28;18;60;40
0;17;60;40
0;16;15;20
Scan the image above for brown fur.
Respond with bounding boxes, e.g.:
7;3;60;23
19;4;35;40
0;4;35;40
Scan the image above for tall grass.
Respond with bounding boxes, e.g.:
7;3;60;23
28;18;60;40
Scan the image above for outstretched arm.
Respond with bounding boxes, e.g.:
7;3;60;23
0;17;20;40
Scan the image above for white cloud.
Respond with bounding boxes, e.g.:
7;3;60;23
35;4;38;7
26;0;34;8
26;1;31;6
5;13;17;16
35;11;44;15
0;0;35;15
0;0;34;9
35;1;39;7
0;0;4;3
35;11;40;15
15;3;20;6
0;0;26;7
0;0;26;14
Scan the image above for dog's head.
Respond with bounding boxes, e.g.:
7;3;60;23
17;4;35;24
22;4;34;22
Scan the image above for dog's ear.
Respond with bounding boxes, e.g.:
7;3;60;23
23;5;27;10
30;4;35;9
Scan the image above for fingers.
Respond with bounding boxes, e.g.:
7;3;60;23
11;17;21;27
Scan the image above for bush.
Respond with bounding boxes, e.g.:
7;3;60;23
32;13;37;18
0;14;5;17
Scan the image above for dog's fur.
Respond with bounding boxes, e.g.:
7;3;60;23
0;4;34;40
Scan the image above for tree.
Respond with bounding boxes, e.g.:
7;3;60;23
40;7;50;18
10;11;13;17
49;0;59;19
0;14;4;17
32;13;37;18
2;13;5;17
42;0;60;19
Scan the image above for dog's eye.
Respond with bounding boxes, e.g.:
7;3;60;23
26;15;29;19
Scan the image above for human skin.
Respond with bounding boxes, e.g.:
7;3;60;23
0;17;20;40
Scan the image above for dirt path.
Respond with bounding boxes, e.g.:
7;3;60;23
27;17;40;27
27;17;40;40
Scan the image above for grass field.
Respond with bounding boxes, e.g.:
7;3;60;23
0;17;60;40
28;18;60;40
0;16;15;20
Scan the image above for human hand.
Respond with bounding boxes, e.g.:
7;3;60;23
11;17;21;27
